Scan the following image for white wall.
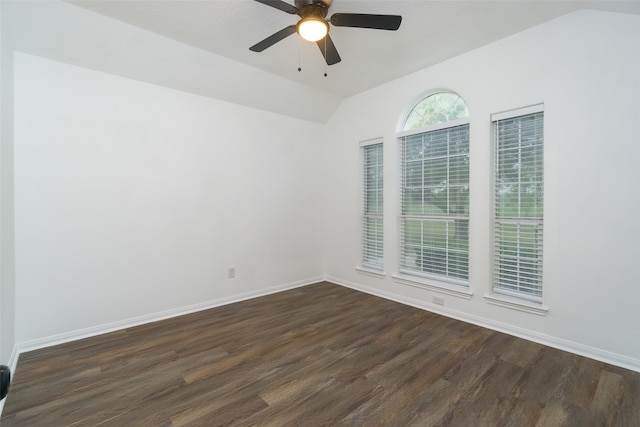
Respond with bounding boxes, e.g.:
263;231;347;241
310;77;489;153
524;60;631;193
13;53;326;345
324;10;640;370
1;0;17;367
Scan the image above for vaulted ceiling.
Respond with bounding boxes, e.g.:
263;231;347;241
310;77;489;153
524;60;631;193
6;0;640;122
65;0;640;95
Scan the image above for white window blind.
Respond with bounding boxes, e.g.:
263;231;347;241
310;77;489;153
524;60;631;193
361;140;383;270
493;106;544;300
399;124;470;282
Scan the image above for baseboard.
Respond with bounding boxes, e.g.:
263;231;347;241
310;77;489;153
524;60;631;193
16;276;323;356
326;275;640;374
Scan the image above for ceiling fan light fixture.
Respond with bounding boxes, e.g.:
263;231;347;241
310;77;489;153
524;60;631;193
297;17;328;42
250;0;402;66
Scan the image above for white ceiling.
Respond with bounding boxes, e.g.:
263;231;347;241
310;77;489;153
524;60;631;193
67;0;640;99
7;0;640;123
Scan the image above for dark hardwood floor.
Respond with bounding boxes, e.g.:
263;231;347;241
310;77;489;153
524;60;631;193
2;282;639;426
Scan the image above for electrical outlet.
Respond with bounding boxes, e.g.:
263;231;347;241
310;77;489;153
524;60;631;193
228;267;235;278
432;296;445;306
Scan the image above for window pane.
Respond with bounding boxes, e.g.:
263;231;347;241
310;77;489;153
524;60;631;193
404;92;470;130
495;223;542;296
400;121;470;283
362;142;383;270
494;110;543;300
363;216;383;268
403;218;469;279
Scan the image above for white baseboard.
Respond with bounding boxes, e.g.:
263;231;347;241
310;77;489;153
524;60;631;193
16;276;323;356
326;275;640;374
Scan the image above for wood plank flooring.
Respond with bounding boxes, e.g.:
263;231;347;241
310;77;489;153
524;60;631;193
2;282;639;426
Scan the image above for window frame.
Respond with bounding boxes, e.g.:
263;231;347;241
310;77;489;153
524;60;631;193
358;138;385;275
394;91;471;297
488;104;547;313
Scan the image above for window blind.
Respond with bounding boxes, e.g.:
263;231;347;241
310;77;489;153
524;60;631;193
399;124;469;282
362;141;383;270
493;108;544;300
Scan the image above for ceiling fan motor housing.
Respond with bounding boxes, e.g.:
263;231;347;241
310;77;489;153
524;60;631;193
295;0;332;10
296;0;330;20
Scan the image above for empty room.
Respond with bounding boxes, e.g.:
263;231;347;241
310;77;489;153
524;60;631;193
1;0;640;425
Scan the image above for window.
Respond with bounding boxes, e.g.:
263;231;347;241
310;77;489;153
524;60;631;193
361;139;383;271
405;92;469;129
398;92;470;287
492;105;544;302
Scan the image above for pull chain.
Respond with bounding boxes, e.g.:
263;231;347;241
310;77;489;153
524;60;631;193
296;34;329;76
323;37;328;77
297;35;302;72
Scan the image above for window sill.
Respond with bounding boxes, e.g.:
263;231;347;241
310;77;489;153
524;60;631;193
392;274;473;300
484;293;548;316
356;266;386;279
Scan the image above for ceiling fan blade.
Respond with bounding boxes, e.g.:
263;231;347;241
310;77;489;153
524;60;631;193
250;25;297;52
316;34;341;65
330;13;402;30
253;0;298;15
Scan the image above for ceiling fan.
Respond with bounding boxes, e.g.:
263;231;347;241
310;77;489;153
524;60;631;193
249;0;402;66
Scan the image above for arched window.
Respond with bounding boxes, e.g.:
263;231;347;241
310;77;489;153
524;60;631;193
398;91;470;289
404;91;469;130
